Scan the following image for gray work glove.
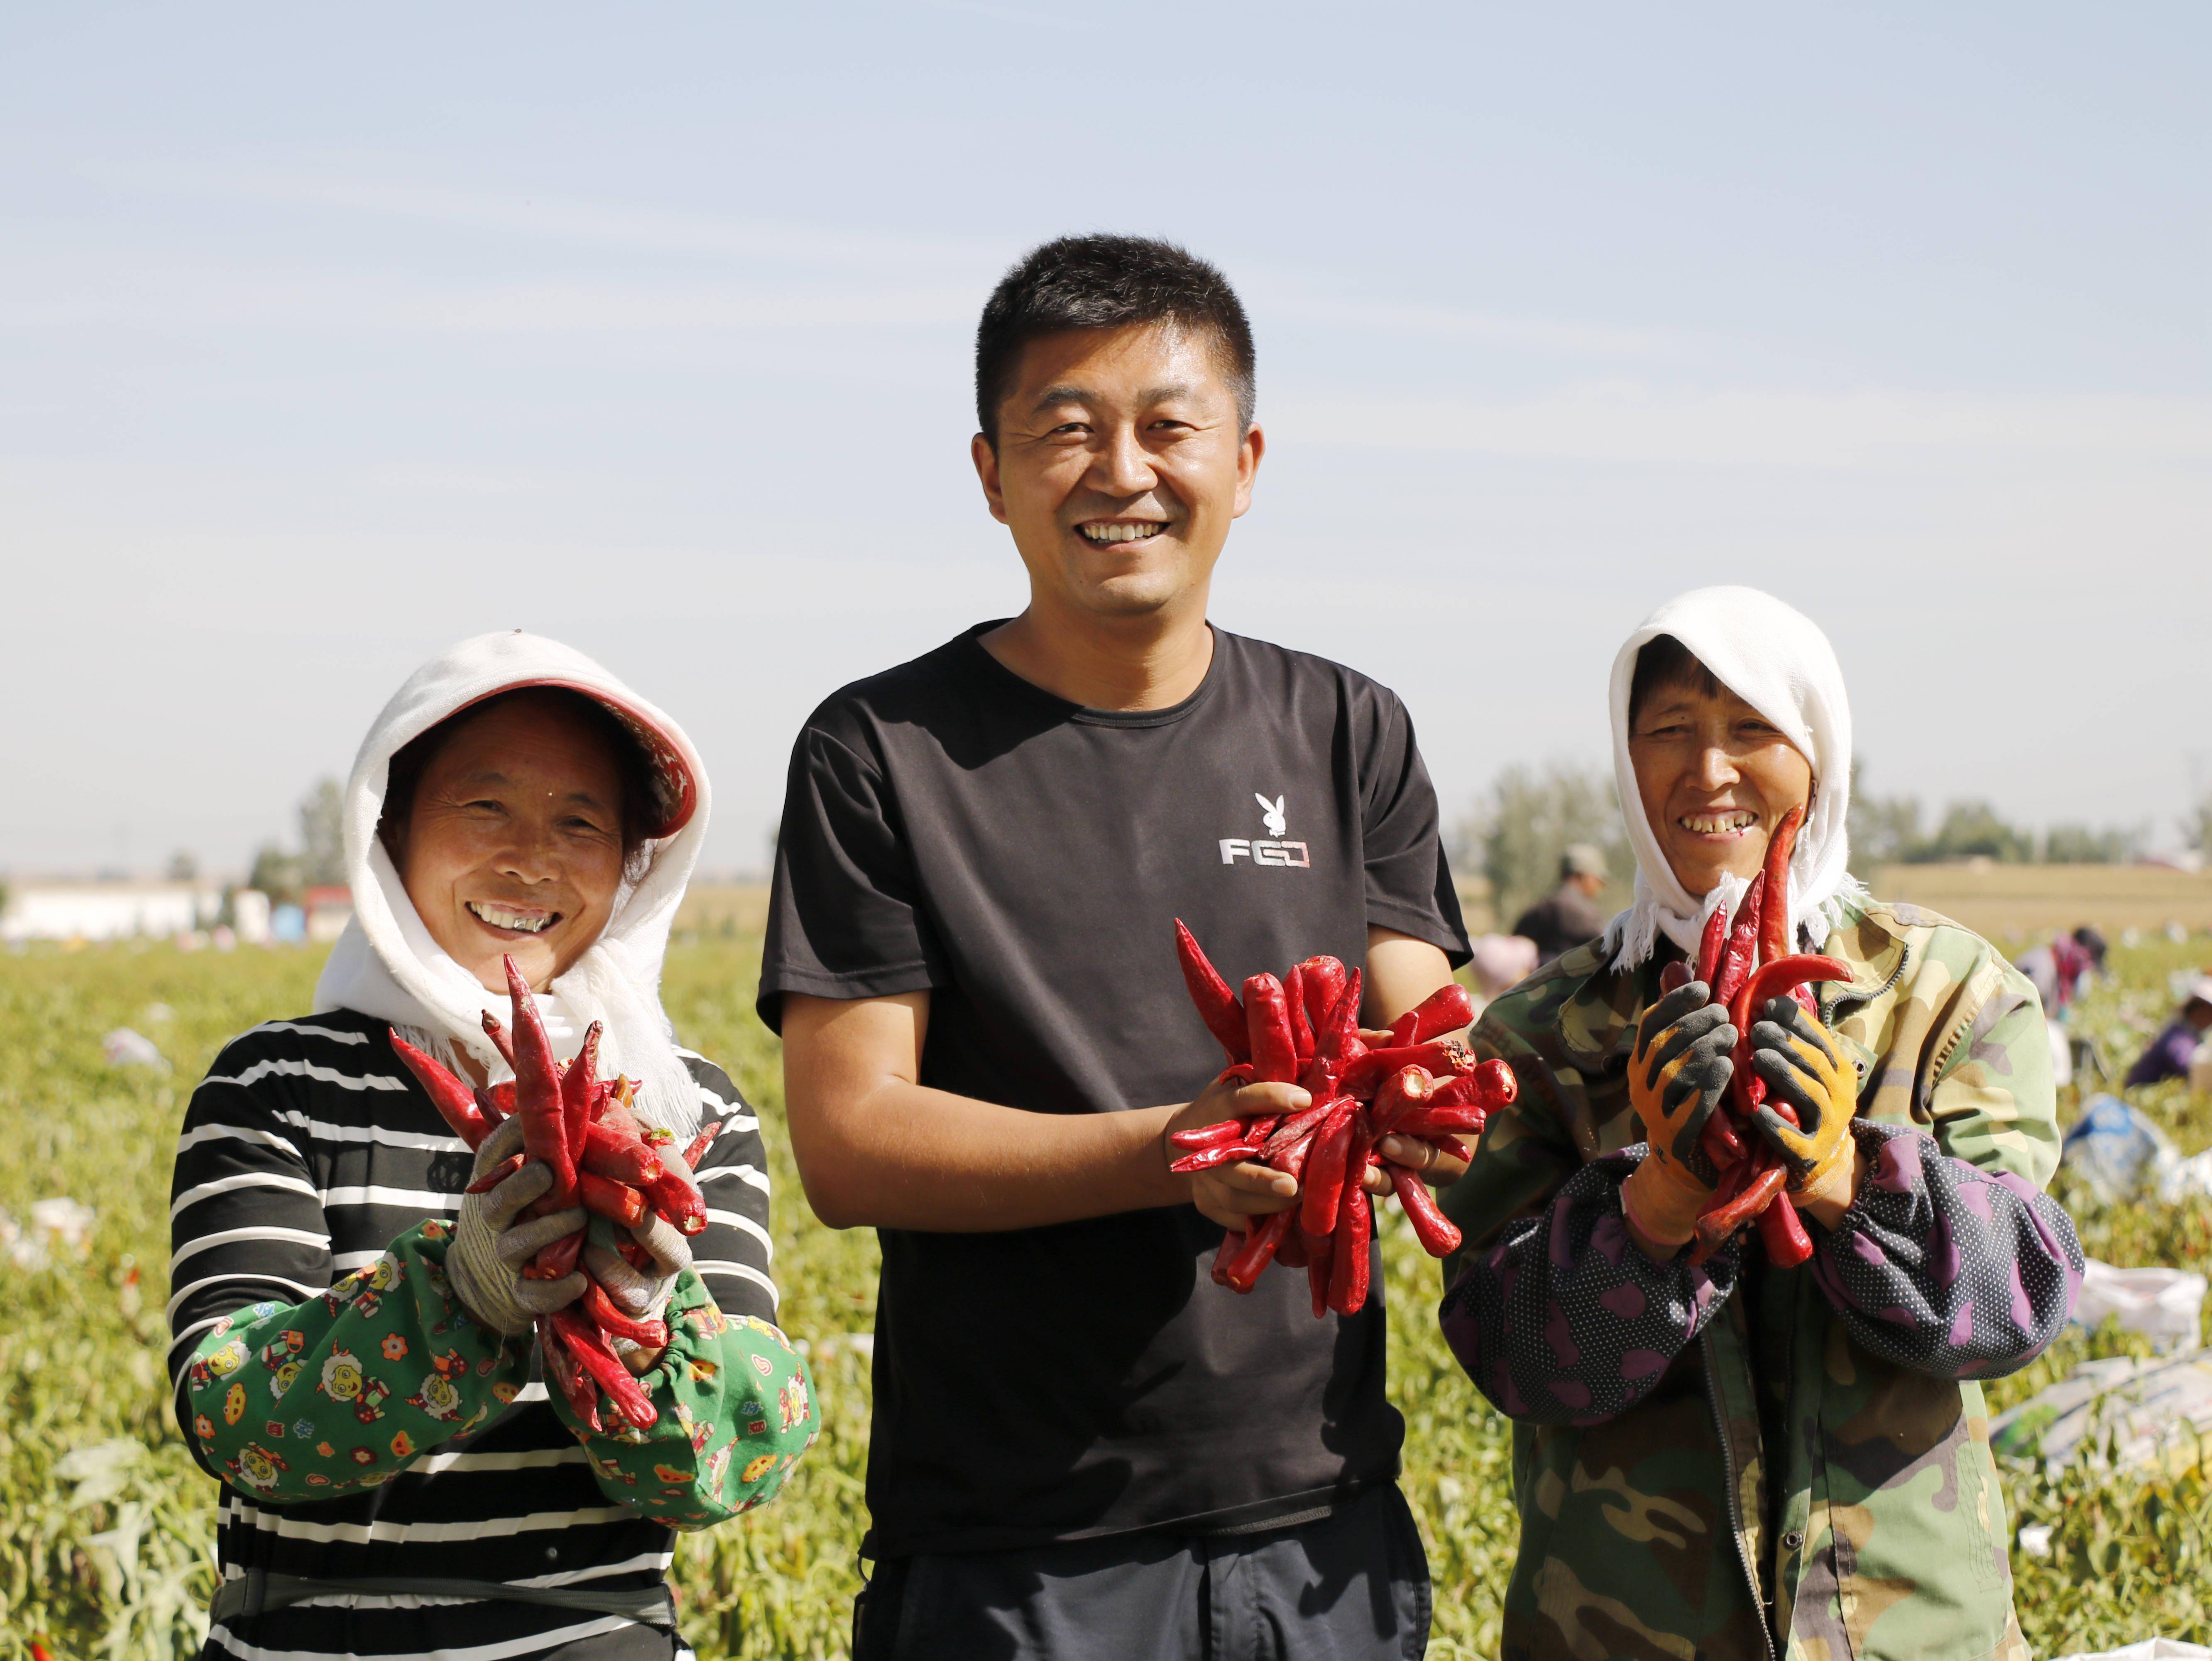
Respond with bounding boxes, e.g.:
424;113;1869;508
580;1142;697;1361
446;1112;589;1336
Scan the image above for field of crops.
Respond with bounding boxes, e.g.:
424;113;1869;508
2;925;2210;1659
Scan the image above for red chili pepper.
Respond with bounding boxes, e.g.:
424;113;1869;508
1386;1104;1487;1137
1659;961;1691;996
1694;903;1729;987
1223;1210;1295;1292
547;1306;659;1429
562;1022;602;1187
503;956;575;1207
1319;970;1363;1063
1243;974;1300;1085
1757;1190;1814;1265
643;1167;709;1235
538;1316;601;1432
618;1241;656;1274
1175;920;1252;1063
1169;1141;1263;1173
1388;1165;1462;1257
1299;1101;1361;1235
1275;1226;1310;1269
1267;1132;1318;1181
1338;1039;1474;1098
1688;1164;1788;1265
464;1154;524;1194
1759;805;1805;965
1726;953;1851;1120
1424;1133;1473;1163
1284;963;1315;1062
1427;1058;1516;1111
522;1228;583;1281
1712;875;1764;1007
581;1121;666;1186
1327;1186;1373;1316
1368;1065;1435;1134
578;1171;648;1227
680;1121;720;1168
580;1280;669;1350
480;1010;517;1069
1211;1227;1241;1287
1304;1227;1334;1319
1701;1114;1747;1167
1297;956;1349;1036
1391;982;1476;1046
1170;1120;1249;1152
387;1033;489;1149
1260;1099;1337;1153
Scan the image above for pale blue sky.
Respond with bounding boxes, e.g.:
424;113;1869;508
5;3;2207;875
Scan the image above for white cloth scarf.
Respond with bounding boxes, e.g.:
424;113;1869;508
1600;586;1869;970
314;630;711;1137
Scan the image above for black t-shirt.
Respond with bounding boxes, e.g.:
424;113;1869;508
760;622;1470;1556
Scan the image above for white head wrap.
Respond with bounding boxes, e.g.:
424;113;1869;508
313;631;710;1135
1600;586;1867;970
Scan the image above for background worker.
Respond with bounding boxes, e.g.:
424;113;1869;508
2126;973;2212;1087
1510;843;1610;963
761;235;1470;1659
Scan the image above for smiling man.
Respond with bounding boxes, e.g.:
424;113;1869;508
760;236;1471;1659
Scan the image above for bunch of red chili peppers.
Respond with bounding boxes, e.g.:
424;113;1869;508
387;956;716;1433
1167;922;1516;1317
1663;806;1851;1267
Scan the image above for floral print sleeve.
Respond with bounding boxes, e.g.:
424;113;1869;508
1439;1147;1744;1427
1810;1120;2084;1380
554;1269;820;1530
180;1219;526;1502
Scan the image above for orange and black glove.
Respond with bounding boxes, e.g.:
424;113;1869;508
1748;997;1859;1215
1620;980;1735;1248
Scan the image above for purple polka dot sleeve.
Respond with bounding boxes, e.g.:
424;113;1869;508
1439;1149;1742;1426
1811;1122;2084;1380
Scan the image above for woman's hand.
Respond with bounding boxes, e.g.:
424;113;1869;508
1749;998;1861;1225
1620;980;1735;1251
447;1113;589;1335
1162;1073;1310;1232
580;1142;700;1372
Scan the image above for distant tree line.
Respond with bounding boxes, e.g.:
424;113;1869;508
247;779;346;905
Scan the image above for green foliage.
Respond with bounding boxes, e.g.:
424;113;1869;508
1461;761;1629;926
298;779;346;891
4;929;2210;1657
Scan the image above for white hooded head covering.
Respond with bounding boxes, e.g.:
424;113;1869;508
1600;586;1868;970
314;631;710;1136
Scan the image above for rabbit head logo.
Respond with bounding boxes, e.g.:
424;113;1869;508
1255;794;1287;838
1219;792;1311;870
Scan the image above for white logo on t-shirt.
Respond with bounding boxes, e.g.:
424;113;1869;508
1221;792;1310;868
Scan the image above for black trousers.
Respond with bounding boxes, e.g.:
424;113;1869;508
853;1485;1430;1661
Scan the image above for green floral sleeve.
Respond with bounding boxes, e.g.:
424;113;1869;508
553;1270;820;1530
181;1219;527;1502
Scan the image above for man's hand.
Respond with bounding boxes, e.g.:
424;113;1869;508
1163;1074;1309;1231
1620;980;1734;1252
1748;997;1861;1226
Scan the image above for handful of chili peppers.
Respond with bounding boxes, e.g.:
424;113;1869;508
1659;806;1850;1267
385;955;718;1434
1167;921;1516;1317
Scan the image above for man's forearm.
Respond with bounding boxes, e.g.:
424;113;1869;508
793;1078;1186;1232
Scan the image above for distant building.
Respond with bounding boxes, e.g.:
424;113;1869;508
0;879;223;943
304;885;355;944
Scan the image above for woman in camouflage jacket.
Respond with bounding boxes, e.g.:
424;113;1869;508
1438;586;2081;1661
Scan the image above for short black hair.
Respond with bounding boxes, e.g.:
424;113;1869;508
2073;926;2108;966
1627;634;1725;726
974;234;1256;446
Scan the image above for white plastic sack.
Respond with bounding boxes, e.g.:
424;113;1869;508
2051;1641;2212;1661
2073;1258;2209;1351
2161;1149;2212;1203
1990;1349;2212;1474
2061;1094;2179;1204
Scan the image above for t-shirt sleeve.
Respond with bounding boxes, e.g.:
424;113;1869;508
1358;689;1471;965
758;718;947;1033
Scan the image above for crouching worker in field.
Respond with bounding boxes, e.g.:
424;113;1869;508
1438;587;2082;1661
169;632;815;1661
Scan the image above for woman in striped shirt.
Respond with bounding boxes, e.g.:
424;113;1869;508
170;632;816;1660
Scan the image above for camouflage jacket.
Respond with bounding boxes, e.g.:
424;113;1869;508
1438;898;2064;1661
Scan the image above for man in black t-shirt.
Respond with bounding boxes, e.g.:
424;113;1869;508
761;236;1471;1660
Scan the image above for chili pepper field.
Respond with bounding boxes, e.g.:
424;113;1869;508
3;930;2211;1659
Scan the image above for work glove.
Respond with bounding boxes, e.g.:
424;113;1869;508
581;1141;697;1366
1748;997;1860;1214
446;1112;590;1337
1620;980;1735;1248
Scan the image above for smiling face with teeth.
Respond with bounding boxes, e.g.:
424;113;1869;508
1629;667;1813;899
972;321;1262;640
389;693;630;996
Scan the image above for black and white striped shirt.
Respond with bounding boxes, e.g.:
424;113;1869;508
168;1010;776;1661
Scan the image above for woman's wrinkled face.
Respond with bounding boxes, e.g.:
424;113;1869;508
392;695;626;994
1629;674;1813;899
